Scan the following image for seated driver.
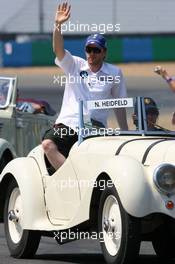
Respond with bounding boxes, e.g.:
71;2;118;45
154;65;175;125
133;97;161;131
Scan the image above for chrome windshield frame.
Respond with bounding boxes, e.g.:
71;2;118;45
78;97;175;145
0;77;15;109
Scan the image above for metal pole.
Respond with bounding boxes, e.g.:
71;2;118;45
113;0;117;32
39;0;44;33
78;100;84;145
0;43;3;67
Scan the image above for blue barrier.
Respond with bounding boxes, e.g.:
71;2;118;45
0;41;3;67
122;38;153;62
2;36;175;66
64;39;85;58
3;41;32;67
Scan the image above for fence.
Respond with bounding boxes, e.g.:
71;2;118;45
1;35;175;67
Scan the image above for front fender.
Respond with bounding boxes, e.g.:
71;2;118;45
0;157;55;230
96;155;152;217
100;155;175;218
69;155;149;227
112;155;151;217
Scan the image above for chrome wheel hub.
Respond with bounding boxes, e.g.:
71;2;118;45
102;195;122;256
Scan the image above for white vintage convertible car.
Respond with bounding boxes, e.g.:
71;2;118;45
0;96;175;264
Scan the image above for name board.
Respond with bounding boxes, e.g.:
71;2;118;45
87;98;133;110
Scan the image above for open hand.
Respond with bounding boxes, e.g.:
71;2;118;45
55;2;71;24
154;65;168;79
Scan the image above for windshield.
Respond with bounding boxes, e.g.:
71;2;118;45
0;78;13;108
79;97;175;138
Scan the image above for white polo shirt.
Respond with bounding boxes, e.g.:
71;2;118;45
55;50;127;130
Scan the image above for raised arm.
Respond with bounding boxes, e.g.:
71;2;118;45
53;2;71;61
154;65;175;92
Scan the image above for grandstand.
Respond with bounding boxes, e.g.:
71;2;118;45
0;0;175;34
0;0;175;66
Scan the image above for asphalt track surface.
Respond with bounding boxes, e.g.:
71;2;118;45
0;73;175;264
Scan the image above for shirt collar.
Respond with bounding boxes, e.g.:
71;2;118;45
81;61;110;75
100;63;110;74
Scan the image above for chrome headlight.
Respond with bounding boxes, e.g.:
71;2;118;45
153;164;175;195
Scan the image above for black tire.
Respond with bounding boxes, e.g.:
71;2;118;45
0;156;8;173
98;186;141;264
4;179;41;258
152;224;175;260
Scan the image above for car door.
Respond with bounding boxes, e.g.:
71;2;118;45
44;157;81;225
15;110;52;156
0;108;16;149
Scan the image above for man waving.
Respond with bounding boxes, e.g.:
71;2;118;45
42;2;128;170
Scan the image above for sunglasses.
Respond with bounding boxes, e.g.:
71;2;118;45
85;46;102;54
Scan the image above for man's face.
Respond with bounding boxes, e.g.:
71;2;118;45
132;111;158;130
146;112;158;130
85;45;106;67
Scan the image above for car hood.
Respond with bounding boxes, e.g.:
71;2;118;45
75;136;175;166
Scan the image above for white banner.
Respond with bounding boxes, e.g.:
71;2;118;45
87;98;133;110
